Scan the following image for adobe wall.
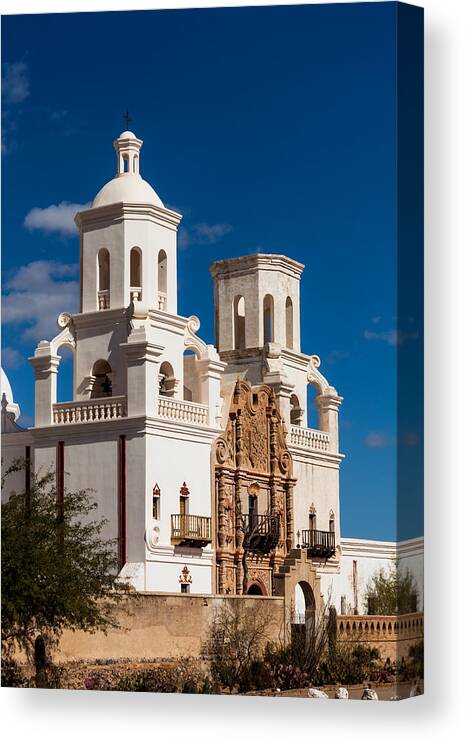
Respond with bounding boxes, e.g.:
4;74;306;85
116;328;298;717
54;592;286;663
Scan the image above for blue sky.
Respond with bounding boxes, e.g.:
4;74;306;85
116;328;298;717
1;2;423;540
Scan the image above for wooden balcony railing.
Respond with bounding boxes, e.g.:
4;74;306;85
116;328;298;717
242;513;281;554
301;529;336;559
171;513;212;546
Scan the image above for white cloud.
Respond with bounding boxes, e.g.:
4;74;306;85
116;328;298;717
364;329;419;346
2;260;79;343
24;201;90;237
2;61;29;105
327;350;349;364
1;347;24;369
364;432;390;448
179;222;232;249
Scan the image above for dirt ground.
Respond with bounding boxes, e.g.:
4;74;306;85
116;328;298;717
253;681;423;701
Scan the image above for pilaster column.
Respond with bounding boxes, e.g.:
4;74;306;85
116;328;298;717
120;327;164;417
197;353;227;427
315;392;343;453
29;345;61;426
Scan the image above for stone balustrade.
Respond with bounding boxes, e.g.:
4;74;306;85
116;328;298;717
157;396;209;426
157;291;167;311
53;396;127;424
337;612;424;642
288;425;330;452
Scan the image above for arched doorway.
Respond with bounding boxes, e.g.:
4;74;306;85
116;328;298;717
294;580;316;647
247;581;266;596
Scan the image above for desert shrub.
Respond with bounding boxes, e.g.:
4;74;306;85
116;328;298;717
1;656;27;688
408;641;424;679
117;663;207;694
316;643;382;686
205;600;274;693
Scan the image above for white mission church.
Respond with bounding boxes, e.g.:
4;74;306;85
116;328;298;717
1;129;423;619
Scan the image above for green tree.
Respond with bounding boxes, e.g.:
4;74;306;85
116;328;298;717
364;565;418;615
1;460;130;686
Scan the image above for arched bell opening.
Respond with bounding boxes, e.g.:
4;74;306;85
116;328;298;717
97;248;110;310
130;247;142;302
157;249;167;310
233;295;246;350
90;359;113;399
290;393;303;426
263;294;274;344
285;296;294;349
159;361;176;398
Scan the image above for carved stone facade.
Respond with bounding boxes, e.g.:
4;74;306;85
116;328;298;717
214;380;296;595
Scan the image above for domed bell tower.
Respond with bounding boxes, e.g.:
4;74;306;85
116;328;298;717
75;130;181;317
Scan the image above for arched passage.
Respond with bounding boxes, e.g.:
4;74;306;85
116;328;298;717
290;393;303;426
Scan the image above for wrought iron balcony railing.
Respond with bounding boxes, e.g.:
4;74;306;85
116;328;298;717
242;513;281;554
301;529;336;559
171;513;212;547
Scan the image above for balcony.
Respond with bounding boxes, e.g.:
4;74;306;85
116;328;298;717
301;529;336;560
52;395;127;425
158;397;209;426
242;513;281;554
171;513;212;547
288;425;330;452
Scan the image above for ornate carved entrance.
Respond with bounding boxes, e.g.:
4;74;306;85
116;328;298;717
214;381;296;595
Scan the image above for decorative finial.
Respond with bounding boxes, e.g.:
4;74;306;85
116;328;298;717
124;108;132;130
1;392;8;410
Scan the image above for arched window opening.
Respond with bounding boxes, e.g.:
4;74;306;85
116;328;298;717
158;250;167;310
130;248;142;301
91;359;112;398
285;296;294;349
233;295;246;350
123;155;129;173
159;361;176;397
97;248;110;309
183;349;201;402
152;483;161;520
290;393;303;426
263;294;274;344
133;155;139;174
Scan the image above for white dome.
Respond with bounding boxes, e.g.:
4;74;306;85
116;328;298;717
92;174;164;209
118;130;137;139
1;368;21;420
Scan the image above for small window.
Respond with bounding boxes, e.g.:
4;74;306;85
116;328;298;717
309;511;316;531
181;583;190;594
152;483;161;519
329;514;335;533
